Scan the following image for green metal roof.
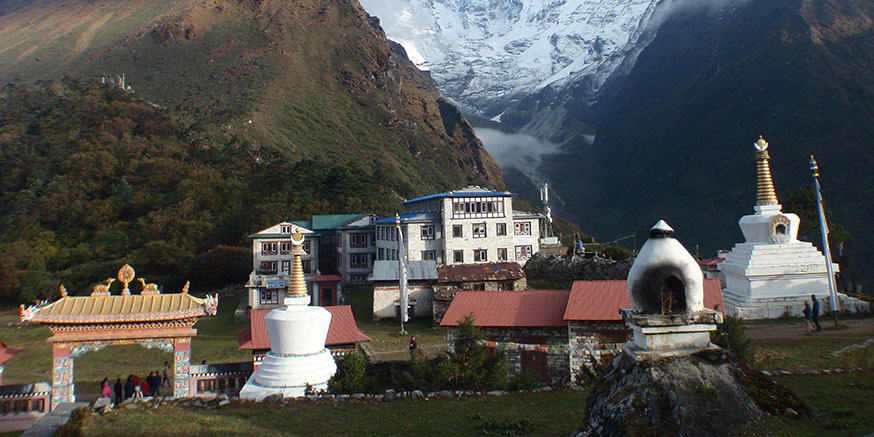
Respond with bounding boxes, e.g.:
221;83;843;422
310;214;370;230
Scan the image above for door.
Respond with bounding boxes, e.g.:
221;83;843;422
520;350;549;382
320;285;336;306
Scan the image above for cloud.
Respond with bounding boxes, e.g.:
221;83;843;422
474;127;562;181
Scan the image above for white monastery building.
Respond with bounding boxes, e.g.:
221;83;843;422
718;138;868;318
373;186;543;266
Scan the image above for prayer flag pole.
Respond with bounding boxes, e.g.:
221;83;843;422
396;214;409;334
809;155;839;328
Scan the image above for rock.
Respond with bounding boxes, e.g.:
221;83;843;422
486;390;503;396
426;392;437;398
124;403;139;410
217;394;230;401
93;397;112;411
373;394;384;402
438;390;454;398
263;394;283;403
352;393;365;399
785;408;798;417
384;389;396;401
411;390;425;399
219;400;230;407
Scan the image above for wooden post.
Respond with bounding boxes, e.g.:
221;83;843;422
51;344;74;408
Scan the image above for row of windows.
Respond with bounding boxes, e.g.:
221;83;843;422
451;198;506;219
349;233;372;248
258;260;311;274
350;254;370;268
261;241;311;255
451;246;532;263
377;248;400;261
376;226;402;241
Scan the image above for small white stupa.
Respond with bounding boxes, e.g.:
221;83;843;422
621;220;722;360
240;230;337;400
719;138;868;318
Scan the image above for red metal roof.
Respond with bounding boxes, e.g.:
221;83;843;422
312;275;342;283
564;278;725;321
238;305;370;350
439;290;571;328
437;262;525;283
698;258;725;267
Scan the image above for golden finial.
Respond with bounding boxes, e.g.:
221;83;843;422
288;229;308;297
754;136;779;206
182;281;190;294
117;264;135;296
59;284;67;298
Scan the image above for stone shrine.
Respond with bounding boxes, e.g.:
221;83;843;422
621;220;722;359
719;138;868;318
240;231;337;400
579;221;811;436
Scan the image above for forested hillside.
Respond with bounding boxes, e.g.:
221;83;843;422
0;0;505;303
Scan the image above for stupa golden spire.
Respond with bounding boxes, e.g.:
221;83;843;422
754;136;779;206
288;230;308;296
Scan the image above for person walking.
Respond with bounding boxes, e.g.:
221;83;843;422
802;301;814;335
100;378;112;399
409;336;418;361
162;360;172;388
113;378;123;404
811;294;822;332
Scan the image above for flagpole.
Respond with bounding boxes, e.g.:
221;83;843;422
810;155;839;328
396;214;408;334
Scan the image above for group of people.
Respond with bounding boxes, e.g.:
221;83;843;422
100;361;172;403
802;294;823;334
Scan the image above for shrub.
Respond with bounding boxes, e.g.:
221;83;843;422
711;316;753;362
328;350;373;394
439;315;508;391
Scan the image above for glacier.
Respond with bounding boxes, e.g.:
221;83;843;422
360;0;666;117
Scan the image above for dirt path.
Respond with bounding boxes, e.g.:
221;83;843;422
746;317;874;340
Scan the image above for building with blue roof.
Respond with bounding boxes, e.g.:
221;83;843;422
374;186;543;268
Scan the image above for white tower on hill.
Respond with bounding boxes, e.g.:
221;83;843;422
719;138;867;318
240;230;337;400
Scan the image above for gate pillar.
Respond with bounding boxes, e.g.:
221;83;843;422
51;344;74;408
173;337;191;398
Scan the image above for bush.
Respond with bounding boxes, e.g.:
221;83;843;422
438;315;508;391
328;350;373;394
711;316;753;362
575;355;607;388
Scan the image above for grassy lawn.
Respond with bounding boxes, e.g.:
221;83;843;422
343;286;448;361
752;337;872;372
739;370;874;436
80;390;591;436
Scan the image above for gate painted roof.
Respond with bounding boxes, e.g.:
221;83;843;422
31;293;208;324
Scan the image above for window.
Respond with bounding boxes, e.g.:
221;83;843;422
378;248;385;260
302;260;311;274
261;242;277;255
350;274;368;283
422;250;436;261
260;289;278;305
514;222;532;236
451;197;505;219
496;223;507;236
498;248;508;261
281;260;290;274
474;249;487;262
350;233;368;248
351;254;369;268
453;250;464;263
421;225;435;240
473;223;487;238
391;249;398;260
259;261;277;274
281;225;292;234
371;232;376;245
515;245;533;260
280;241;292;255
303;240;311;254
452;225;463;238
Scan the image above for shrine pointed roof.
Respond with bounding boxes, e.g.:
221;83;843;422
30;293;211;324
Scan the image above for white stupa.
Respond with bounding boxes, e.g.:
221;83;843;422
240;230;337;400
622;220;722;360
719;138;868;318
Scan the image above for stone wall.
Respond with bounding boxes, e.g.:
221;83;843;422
448;326;570;384
523;253;633;281
372;282;434;320
567;321;629;377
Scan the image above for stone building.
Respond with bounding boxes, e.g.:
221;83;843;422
373;186;543;266
440;290;572;384
245;214;378;310
432;262;527;323
371;260;437;320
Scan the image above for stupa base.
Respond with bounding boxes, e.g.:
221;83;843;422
239;348;337;401
723;293;869;319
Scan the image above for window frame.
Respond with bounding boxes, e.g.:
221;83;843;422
473;223;487;238
496;223;507;236
474;249;487;262
453;250;464;263
452;225;463;238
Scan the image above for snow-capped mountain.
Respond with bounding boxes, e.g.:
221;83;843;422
359;0;665;121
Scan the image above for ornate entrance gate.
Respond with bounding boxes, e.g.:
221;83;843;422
21;265;217;408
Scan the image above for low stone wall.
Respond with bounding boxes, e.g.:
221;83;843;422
524;254;633;281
